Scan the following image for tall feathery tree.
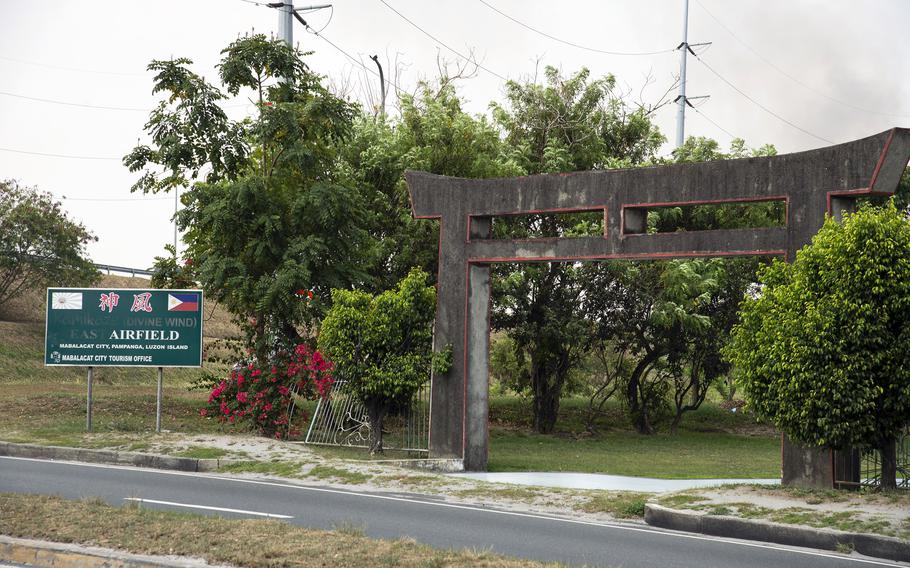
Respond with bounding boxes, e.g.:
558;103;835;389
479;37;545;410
125;36;370;357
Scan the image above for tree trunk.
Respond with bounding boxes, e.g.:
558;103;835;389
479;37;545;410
367;402;389;455
669;411;683;435
879;436;898;491
635;380;654;435
530;349;569;434
628;352;660;435
533;385;560;434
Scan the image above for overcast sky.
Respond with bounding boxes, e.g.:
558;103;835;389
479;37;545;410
2;0;909;269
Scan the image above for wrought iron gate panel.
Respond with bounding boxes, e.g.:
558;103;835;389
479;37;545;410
304;379;430;453
834;428;909;489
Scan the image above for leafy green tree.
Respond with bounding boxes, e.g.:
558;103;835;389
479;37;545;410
318;269;437;454
0;180;98;311
726;203;910;489
150;245;197;289
490;66;664;433
126;35;369;356
342;82;520;292
583;259;728;434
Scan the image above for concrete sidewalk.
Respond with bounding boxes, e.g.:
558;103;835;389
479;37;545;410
450;471;780;492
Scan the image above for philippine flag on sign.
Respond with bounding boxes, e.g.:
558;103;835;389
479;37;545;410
167;293;199;312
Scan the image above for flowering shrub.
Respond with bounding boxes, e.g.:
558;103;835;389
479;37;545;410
202;344;333;438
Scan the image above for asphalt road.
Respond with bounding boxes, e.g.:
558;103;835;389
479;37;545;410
0;456;904;568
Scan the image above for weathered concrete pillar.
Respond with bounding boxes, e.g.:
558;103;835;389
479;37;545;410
781;434;833;488
464;216;491;471
427;211;468;463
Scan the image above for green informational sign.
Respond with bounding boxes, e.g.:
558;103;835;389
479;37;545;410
45;288;203;367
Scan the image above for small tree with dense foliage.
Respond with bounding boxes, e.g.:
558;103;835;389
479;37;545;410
0;180;98;311
318;269;437;454
727;203;910;489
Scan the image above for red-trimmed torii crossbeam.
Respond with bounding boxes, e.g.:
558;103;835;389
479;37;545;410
406;128;910;473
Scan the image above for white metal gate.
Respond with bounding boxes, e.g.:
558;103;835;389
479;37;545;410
304;379;430;453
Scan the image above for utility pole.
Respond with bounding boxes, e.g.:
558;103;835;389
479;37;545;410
174;188;179;254
269;3;332;46
277;2;294;45
675;0;689;149
674;0;710;148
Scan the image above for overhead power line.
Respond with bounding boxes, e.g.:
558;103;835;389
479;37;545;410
0;89;253;114
0;54;149;77
0;146;121;160
377;0;508;81
691;107;743;143
305;26;405;92
0;90;149;112
477;0;674;57
62;195;171;202
694;0;910;120
692;54;835;145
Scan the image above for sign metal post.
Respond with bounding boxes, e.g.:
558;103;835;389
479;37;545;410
156;367;163;432
86;366;93;432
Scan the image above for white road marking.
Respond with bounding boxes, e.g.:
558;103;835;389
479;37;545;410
1;456;903;567
123;497;293;519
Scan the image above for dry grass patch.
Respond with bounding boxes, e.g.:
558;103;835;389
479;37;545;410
0;493;562;568
656;486;910;541
575;492;651;519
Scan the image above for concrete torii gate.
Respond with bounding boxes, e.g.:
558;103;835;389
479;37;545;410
406;128;910;475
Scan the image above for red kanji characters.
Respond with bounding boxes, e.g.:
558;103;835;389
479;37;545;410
130;292;153;313
99;292;120;313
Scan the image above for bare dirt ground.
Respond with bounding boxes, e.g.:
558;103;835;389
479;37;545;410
104;432;652;524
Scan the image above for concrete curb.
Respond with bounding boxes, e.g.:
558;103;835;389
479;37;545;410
0;442;240;473
0;535;221;567
645;503;910;563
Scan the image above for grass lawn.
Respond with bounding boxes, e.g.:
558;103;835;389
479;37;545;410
488;428;779;478
0;384;229;446
485;396;781;478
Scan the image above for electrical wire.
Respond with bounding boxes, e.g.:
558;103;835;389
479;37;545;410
0;54;148;77
377;0;508;81
61;195;172;202
694;0;910;119
477;0;674;57
692;54;835;144
0;89;252;113
691;107;743;143
307;5;334;33
305;24;406;91
0;90;149;112
0;146;121;160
